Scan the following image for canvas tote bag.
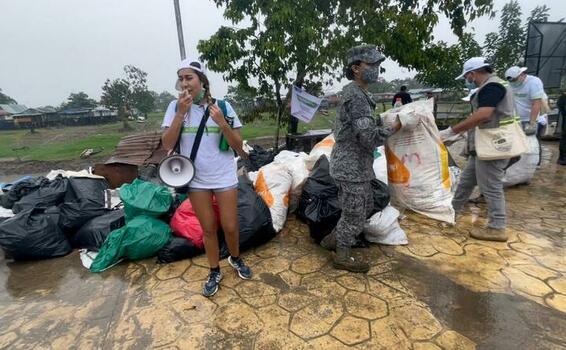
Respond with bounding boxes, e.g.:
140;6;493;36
474;117;528;160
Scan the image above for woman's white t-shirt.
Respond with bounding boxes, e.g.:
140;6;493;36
161;99;242;189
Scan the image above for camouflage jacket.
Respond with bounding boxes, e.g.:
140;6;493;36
330;82;394;182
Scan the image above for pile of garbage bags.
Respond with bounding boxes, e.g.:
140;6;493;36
0;175;114;260
244;134;408;247
0;173;278;268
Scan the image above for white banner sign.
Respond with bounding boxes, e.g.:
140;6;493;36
290;85;322;123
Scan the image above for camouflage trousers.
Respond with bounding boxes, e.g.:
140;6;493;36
334;180;373;248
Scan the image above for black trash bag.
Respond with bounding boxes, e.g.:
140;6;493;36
238;144;275;171
369;179;390;217
0;176;50;210
159;193;186;224
64;177;109;204
58;198;111;235
297;156;388;243
297;156;341;242
157;236;203;263
0;208;72;260
71;209;125;250
219;176;277;258
12;176;69;214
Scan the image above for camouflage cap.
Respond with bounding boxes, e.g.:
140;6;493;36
346;45;385;65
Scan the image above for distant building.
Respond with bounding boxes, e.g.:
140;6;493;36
0;104;28;120
12;107;58;128
0;105;118;130
58;106;117;126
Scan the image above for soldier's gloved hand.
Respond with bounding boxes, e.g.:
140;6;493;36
524;123;537;136
397;111;420;131
439;127;461;142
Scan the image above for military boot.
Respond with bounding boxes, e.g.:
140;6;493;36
320;230;337;251
333;247;370;273
470;226;508;242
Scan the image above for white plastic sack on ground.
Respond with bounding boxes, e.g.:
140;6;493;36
381;99;455;224
0;207;15;218
305;134;335;171
273;151;309;213
253;163;293;232
46;169;105;180
502;135;539;187
79;249;99;269
373;146;388;184
363;205;408;245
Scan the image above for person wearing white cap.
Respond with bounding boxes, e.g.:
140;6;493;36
505;65;545;165
504;66;545;132
439;57;516;242
161;58;251;297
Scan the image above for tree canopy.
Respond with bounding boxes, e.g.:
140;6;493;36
100;65;155;118
0;89;17;105
199;0;494;137
60;92;98;110
484;0;525;74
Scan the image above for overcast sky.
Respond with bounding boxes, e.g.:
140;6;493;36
1;0;564;107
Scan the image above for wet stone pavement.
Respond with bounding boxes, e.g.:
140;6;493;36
0;142;565;350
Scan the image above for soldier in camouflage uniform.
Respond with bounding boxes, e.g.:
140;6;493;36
320;45;401;273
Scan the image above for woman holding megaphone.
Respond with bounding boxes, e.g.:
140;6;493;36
161;59;251;297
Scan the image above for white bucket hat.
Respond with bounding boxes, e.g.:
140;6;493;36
455;57;491;80
504;66;528;80
175;59;208;91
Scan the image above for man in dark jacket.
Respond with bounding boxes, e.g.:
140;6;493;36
392;85;413;106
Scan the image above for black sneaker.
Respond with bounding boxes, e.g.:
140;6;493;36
228;256;253;280
202;270;223;297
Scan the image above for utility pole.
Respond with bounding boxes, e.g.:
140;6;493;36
173;0;186;60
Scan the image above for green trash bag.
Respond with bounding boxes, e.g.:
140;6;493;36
90;215;171;272
120;179;172;221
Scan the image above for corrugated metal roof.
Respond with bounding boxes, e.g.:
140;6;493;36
0;104;28;114
14;108;43;117
105;132;165;166
37;106;57;113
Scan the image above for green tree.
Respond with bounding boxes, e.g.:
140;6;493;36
154;91;176;112
198;0;494;144
60;91;98;110
416;32;482;89
0;88;17;104
225;84;257;121
527;5;550;24
484;0;524;74
101;65;153;129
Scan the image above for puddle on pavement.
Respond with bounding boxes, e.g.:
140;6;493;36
393;254;566;349
259;272;291;292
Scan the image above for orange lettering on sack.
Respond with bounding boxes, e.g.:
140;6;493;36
385;145;410;184
283;193;289;208
313;138;335;150
255;171;274;207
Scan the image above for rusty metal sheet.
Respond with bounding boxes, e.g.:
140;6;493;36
105;132;164;166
